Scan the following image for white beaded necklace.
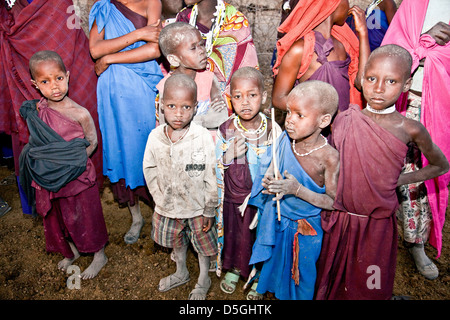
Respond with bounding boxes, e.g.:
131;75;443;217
189;0;226;57
365;104;396;114
165;124;189;157
292;134;328;157
6;0;16;8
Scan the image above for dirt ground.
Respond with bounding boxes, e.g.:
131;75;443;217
0;163;449;301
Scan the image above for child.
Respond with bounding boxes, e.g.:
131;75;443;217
214;67;282;299
157;21;228;131
20;50;108;279
272;0;370;113
143;74;218;300
176;0;259;112
89;0;163;245
248;80;340;300
314;44;449;300
381;0;450;279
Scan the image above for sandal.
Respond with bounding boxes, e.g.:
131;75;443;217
246;281;263;300
188;278;211;300
158;273;190;292
0;199;11;218
220;270;240;294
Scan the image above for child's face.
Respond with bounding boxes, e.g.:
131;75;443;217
162;86;197;131
230;77;267;121
285;94;328;141
362;54;412;111
173;30;207;70
31;60;69;103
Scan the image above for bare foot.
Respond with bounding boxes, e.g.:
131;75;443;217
58;242;80;271
80;248;108;279
57;254;79;272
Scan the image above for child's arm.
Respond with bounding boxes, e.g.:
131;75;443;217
199;76;228;128
348;5;370;91
75;107;98;157
397;120;449;186
271;39;304;111
262;148;339;210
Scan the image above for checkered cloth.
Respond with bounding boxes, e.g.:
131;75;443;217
152;212;218;257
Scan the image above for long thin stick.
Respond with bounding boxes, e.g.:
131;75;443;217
271;108;281;221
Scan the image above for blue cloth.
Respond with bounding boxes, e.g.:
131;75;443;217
89;0;163;189
248;132;324;300
347;8;389;51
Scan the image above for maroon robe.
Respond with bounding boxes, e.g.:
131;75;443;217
315;105;408;300
33;99;108;258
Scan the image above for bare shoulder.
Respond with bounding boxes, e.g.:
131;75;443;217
323;144;339;167
400;114;428;141
65;99;93;123
285;38;305;59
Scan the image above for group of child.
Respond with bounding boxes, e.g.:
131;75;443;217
16;0;449;301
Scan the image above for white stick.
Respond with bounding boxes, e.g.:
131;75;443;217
271;108;281;221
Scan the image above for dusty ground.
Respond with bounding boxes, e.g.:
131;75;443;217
0;163;449;302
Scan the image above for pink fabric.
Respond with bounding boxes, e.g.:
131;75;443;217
381;0;450;257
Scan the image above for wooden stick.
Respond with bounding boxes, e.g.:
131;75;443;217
271;108;281;221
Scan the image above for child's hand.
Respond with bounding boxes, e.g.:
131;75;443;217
210;97;227;112
262;170;300;201
202;215;215;232
223;135;247;164
348;6;368;36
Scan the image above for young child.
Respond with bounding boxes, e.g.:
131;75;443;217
157;21;228;131
272;0;370;113
176;0;259;112
314;44;449;300
214;67;282;299
89;0;163;245
381;0;450;279
247;80;340;300
20;50;108;279
143;74;218;300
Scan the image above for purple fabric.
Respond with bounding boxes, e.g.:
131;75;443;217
307;31;351;112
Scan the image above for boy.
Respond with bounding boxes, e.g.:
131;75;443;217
176;0;259;112
20;50;108;279
248;80;340;300
315;44;449;300
143;74;218;300
215;67;282;298
157;21;228;131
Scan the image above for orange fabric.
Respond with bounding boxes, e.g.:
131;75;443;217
291;219;317;285
273;0;362;107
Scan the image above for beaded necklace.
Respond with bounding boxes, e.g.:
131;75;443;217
233;113;267;141
189;0;226;57
292;134;328;157
365;104;396;114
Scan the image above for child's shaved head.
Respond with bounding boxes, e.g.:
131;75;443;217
163;73;198;101
289;80;339;116
29;50;66;79
366;44;413;80
159;22;199;57
230;66;265;91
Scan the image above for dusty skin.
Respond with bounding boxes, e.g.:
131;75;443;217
0;164;449;300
